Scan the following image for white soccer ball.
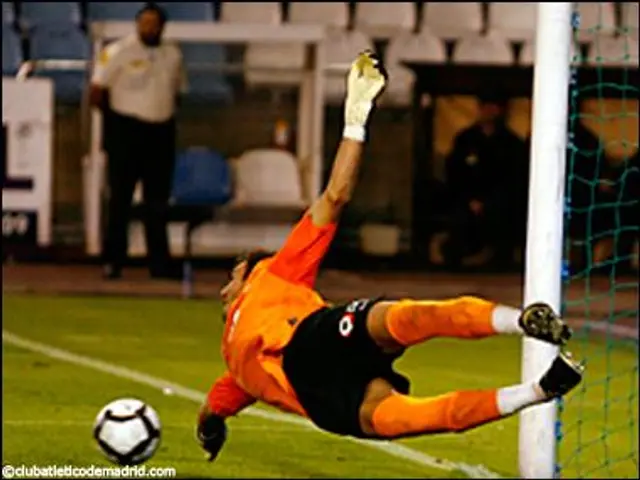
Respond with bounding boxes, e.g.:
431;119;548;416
93;398;161;466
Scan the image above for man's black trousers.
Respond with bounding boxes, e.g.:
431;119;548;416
102;110;176;275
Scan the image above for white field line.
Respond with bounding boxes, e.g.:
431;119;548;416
3;330;501;479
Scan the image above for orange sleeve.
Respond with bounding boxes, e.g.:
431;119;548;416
207;371;257;418
269;213;337;288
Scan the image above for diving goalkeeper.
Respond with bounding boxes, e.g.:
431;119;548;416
197;51;583;460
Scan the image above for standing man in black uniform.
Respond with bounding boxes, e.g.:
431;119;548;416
89;3;186;279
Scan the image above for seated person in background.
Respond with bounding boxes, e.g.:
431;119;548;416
442;90;529;269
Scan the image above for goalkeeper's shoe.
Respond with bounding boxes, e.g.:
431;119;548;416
538;351;584;398
519;302;572;346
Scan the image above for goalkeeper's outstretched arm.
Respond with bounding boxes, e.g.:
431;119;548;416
310;139;363;227
309;51;387;227
265;51;387;288
197;372;256;461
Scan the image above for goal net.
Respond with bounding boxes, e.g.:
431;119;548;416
558;3;639;478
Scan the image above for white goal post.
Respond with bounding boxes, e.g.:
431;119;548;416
519;3;573;478
83;22;329;256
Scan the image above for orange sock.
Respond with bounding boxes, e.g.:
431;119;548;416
384;296;498;346
371;390;501;439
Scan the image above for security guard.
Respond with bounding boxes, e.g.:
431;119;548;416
90;3;186;279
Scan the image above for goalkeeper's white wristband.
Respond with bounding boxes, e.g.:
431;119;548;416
343;124;366;142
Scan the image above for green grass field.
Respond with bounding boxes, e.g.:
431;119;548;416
2;294;637;478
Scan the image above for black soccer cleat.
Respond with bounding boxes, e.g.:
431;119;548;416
538;351;584;399
519;302;572;346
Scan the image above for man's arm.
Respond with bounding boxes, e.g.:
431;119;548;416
267;138;363;287
197;371;256;461
204;371;257;417
89;44;122;111
174;47;189;108
308;139;363;227
309;51;386;227
177;49;189;95
268;51;387;286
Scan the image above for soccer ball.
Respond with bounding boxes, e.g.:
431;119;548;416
93;398;161;466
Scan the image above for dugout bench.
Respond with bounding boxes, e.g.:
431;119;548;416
404;61;639;266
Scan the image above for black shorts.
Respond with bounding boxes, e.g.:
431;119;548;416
282;298;410;438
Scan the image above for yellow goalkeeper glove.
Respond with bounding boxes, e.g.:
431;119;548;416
343;50;388;142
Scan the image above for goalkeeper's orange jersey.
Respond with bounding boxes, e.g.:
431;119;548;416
207;213;337;418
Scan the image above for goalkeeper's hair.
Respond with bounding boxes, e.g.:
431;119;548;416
235;250;274;280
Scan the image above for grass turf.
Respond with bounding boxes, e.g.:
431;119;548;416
2;294;637;478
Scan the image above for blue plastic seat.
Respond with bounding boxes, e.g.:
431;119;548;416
2;2;15;25
2;27;23;75
20;2;81;26
180;42;233;103
86;2;146;21
29;22;90;59
156;2;215;21
29;23;91;102
171;148;232;206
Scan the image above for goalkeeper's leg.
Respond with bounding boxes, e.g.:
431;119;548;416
366;297;572;353
359;352;583;439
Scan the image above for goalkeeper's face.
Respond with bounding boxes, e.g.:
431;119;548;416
220;261;247;322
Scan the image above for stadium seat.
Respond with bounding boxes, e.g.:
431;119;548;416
383;31;447;106
621;2;639;39
487;3;537;42
2;27;23;75
180;42;233;103
232;149;305;207
220;2;282;25
244;43;305;88
520;39;580;66
87;2;146;21
422;3;483;40
2;2;15;25
171;148;232;206
453;33;514;65
29;22;90;61
288;3;349;31
587;35;639;67
220;3;284;89
354;2;416;39
324;30;374;104
29;22;91;102
574;3;616;42
155;2;215;21
20;2;81;26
